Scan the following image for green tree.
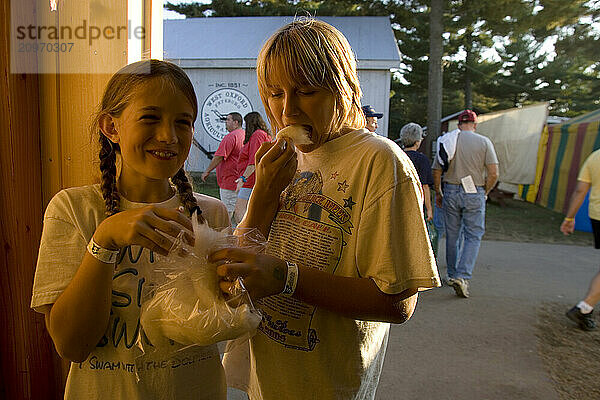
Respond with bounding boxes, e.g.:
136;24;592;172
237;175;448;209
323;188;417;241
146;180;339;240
540;22;600;116
166;0;600;129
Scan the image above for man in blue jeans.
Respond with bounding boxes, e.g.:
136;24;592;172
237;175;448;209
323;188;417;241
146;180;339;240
432;110;499;297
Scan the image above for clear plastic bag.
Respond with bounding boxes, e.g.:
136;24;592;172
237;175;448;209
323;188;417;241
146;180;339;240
138;216;264;355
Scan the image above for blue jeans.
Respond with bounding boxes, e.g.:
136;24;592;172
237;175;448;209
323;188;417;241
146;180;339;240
433;202;445;238
443;184;486;280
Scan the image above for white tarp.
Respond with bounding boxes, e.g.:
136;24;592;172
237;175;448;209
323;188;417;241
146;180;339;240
449;102;548;185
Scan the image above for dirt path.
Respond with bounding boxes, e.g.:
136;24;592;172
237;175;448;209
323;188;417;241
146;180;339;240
377;240;598;400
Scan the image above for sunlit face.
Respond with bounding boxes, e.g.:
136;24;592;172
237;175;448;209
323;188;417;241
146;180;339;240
110;78;194;185
225;114;238;132
365;116;378;132
265;70;337;153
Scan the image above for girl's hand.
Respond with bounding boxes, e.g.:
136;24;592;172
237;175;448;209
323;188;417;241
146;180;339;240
252;138;298;201
209;247;288;300
93;206;194;256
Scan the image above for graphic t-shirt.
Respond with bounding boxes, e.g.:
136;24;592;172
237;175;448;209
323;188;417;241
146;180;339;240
215;128;245;191
237;130;271;189
31;184;230;400
225;128;440;400
578;149;600;220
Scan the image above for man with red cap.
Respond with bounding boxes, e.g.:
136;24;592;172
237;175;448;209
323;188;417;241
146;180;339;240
432;110;499;298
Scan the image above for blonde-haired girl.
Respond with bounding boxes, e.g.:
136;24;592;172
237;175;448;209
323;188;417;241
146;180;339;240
211;19;440;400
32;60;229;399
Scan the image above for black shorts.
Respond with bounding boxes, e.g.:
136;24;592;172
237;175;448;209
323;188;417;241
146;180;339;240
592;218;600;249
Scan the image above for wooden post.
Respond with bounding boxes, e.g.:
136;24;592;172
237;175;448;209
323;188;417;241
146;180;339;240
0;1;62;398
2;1;160;398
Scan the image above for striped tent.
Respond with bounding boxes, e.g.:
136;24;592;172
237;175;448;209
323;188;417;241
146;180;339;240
519;109;600;217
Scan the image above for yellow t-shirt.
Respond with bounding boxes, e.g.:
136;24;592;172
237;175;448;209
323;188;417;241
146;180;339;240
31;184;229;400
225;129;440;400
578;149;600;220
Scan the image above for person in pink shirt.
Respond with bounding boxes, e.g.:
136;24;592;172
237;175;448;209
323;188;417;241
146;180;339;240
201;112;245;220
233;112;272;224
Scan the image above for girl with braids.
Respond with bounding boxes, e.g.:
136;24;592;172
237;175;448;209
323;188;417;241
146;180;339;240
31;59;230;399
233;111;272;224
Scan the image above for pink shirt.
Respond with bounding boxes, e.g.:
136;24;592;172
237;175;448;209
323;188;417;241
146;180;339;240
237;129;271;189
214;128;245;191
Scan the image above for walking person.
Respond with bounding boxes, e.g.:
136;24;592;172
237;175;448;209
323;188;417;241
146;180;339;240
232;111;272;225
399;123;437;256
432;110;498;298
201;112;245;220
211;19;439;400
31;60;230;399
561;148;600;331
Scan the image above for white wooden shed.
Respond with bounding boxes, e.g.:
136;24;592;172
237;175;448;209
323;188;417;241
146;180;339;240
164;16;401;172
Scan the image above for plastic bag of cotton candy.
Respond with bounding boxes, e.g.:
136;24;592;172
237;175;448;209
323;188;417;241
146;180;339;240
138;214;264;354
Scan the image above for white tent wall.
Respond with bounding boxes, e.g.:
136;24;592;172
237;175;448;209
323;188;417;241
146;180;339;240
448;102;549;186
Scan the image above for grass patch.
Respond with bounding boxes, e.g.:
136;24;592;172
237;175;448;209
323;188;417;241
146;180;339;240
189;171;220;199
484;197;594;246
536;302;600;400
188;172;594;247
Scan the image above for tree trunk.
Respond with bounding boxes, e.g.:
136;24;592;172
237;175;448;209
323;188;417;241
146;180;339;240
425;0;443;159
464;33;473;109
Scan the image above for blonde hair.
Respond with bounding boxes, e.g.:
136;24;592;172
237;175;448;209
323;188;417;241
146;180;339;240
256;19;365;134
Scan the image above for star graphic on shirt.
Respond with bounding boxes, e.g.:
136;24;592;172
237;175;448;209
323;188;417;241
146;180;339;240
330;171;339;180
337;180;349;193
343;196;356;210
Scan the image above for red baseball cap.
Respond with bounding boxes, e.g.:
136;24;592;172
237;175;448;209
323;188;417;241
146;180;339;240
458;109;477;123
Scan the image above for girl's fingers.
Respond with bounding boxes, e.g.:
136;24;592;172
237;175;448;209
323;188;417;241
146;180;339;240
209;247;254;264
219;280;237;295
146;214;195;245
259;138;292;165
283;150;298;173
137;224;175;255
152;207;194;232
270;140;297;171
216;262;252;279
136;232;170;257
255;141;277;164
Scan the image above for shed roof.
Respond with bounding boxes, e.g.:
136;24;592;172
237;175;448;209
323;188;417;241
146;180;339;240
164;16;401;69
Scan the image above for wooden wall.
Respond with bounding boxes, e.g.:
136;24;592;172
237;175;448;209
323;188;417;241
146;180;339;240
1;1;160;398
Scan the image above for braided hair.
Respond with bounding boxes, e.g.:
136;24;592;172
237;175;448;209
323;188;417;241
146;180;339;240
98;135;120;215
91;59;203;221
171;167;205;223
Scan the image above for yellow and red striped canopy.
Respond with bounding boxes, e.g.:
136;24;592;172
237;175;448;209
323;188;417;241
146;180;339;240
519;110;600;213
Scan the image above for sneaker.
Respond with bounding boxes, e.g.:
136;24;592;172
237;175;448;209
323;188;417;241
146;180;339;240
566;306;597;331
451;278;469;298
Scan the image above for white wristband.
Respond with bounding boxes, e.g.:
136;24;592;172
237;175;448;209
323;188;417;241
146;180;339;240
281;261;299;296
87;237;119;264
